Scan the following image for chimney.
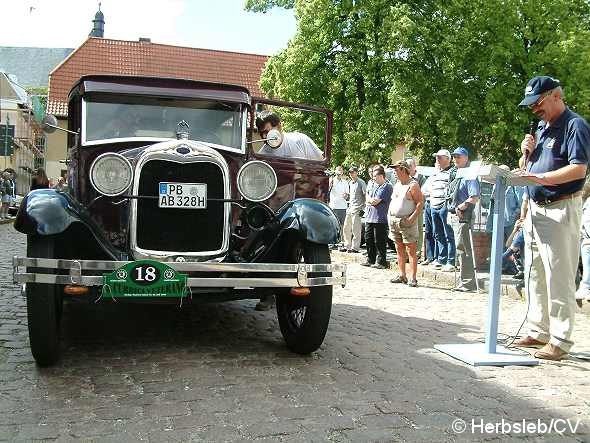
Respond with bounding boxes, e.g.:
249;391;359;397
139;38;151;43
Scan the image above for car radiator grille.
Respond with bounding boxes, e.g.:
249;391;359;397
136;160;225;253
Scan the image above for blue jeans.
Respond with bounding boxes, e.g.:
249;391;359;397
424;202;437;261
502;229;524;272
431;205;455;265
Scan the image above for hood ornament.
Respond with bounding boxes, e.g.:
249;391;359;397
176;120;190;140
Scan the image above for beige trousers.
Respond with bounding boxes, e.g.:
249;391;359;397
524;196;582;351
343;210;363;251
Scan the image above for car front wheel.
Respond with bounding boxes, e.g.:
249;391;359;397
26;235;62;366
276;241;333;354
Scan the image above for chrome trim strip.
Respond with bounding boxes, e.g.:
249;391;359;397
12;256;346;288
13;257;344;273
241;111;247;152
14;274;345;288
129;141;232;260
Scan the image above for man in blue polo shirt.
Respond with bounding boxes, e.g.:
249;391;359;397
514;75;590;360
361;165;393;269
447;147;480;292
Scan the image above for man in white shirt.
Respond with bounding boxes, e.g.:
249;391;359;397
255;111;324;160
329;165;349;232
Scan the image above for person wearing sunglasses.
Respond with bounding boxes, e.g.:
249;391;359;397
513;76;590;360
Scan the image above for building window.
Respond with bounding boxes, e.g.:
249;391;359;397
35;136;46;153
0;125;15;156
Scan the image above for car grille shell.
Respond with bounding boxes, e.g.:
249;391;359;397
136;160;225;253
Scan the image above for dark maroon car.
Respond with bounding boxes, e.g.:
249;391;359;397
13;75;345;366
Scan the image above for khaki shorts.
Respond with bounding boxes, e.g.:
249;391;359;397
389;215;419;244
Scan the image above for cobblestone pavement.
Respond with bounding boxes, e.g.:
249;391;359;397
1;224;589;442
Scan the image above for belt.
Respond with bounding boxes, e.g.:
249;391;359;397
534;191;582;206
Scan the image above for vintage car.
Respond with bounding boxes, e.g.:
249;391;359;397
12;75;346;366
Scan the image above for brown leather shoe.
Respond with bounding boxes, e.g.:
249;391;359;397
512;336;547;347
534;344;568;361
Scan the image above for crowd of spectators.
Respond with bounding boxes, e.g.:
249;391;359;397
331;145;491;292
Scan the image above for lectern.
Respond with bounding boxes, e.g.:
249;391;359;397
435;163;539;366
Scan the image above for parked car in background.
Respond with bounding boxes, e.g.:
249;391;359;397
13;75;345;366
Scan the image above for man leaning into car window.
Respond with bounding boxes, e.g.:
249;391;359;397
255;111;324;160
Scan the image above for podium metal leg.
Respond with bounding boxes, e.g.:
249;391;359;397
435;176;538;366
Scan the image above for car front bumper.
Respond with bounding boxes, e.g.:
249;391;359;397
13;257;346;289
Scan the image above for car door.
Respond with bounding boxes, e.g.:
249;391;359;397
248;99;332;211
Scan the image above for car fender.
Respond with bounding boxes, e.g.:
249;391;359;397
14;190;121;259
276;198;340;244
14;189;82;236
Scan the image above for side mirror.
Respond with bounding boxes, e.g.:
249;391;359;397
41;115;59;134
246;128;283;148
266;128;283;148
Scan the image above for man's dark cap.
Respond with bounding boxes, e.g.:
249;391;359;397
348;166;358;172
518;76;560;107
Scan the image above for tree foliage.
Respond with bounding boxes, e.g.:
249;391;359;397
244;0;295;13
247;0;590;168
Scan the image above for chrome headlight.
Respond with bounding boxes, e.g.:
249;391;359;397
90;153;133;196
237;161;277;202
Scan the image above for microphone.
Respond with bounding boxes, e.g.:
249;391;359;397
524;119;539;168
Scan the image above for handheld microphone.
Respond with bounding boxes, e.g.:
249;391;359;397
524;119;539;168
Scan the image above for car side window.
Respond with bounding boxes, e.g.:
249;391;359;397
251;104;327;162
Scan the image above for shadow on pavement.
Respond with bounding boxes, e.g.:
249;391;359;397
0;298;586;441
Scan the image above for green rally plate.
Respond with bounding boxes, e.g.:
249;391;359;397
103;260;187;298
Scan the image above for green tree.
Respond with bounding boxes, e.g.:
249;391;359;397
245;0;294;12
247;0;590;168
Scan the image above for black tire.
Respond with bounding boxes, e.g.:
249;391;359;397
276;241;333;354
26;235;62;366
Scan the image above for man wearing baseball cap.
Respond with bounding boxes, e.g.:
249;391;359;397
514;75;590;360
447;146;480;292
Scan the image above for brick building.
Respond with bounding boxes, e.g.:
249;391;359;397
44;4;268;181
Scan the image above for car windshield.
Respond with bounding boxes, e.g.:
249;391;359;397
84;95;244;150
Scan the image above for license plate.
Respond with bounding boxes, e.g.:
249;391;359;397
158;182;207;209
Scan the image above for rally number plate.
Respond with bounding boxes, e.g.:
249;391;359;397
103;260;187;298
158;182;207;209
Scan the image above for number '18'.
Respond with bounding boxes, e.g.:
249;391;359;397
135;266;157;282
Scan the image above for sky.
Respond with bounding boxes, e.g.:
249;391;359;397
1;0;297;55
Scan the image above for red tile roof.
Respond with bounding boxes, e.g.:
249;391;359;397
47;38;269;116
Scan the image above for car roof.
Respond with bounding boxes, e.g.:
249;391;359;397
69;75;252;105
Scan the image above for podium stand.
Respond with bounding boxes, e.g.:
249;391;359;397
435;164;539;366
